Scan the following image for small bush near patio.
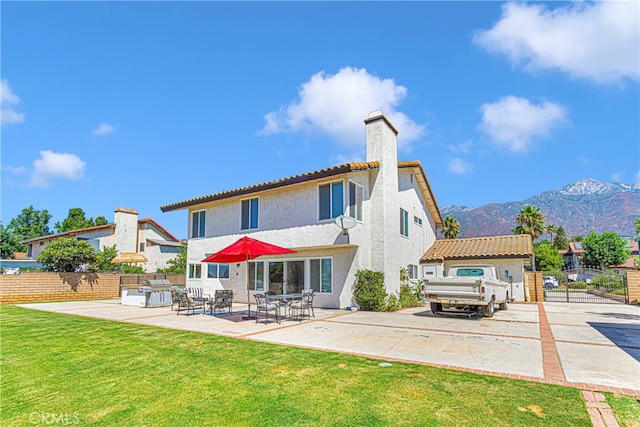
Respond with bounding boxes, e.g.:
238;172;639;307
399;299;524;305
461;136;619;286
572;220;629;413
2;305;595;426
354;269;387;311
399;284;420;308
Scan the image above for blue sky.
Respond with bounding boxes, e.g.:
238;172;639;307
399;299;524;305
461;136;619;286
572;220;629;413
2;1;638;240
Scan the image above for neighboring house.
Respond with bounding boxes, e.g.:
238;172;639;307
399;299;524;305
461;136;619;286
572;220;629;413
419;234;533;301
161;111;444;308
562;239;638;272
20;208;182;272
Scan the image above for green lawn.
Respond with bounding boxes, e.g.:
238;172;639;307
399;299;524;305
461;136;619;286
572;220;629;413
0;305;617;426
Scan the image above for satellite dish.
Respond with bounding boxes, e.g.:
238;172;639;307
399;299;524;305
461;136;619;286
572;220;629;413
335;215;357;235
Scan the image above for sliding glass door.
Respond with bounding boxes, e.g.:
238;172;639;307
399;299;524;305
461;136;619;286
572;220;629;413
267;260;305;294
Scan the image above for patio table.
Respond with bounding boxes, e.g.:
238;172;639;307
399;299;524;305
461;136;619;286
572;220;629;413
267;294;302;319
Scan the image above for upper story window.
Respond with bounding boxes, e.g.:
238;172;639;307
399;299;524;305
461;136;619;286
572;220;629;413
319;181;344;221
348;181;363;222
414;215;422;226
400;208;409;237
191;210;206;238
241;198;259;230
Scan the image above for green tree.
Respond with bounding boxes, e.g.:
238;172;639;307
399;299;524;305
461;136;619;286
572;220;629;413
581;232;631;268
55;208;107;233
91;245;118;272
7;206;52;249
634;217;640;237
546;224;559;244
120;264;146;274
156;244;187;274
0;223;23;259
37;238;96;272
571;234;584;242
353;269;387;311
534;241;564;271
512;205;546;240
442;216;461;239
553;226;569;250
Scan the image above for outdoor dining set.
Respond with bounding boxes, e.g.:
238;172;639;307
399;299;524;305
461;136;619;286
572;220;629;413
171;287;315;324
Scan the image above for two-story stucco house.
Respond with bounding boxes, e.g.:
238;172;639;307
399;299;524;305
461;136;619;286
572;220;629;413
21;208;182;272
161;111;444;308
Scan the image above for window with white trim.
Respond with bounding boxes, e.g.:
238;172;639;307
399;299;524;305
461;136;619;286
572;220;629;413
318;181;344;220
241;198;259;230
400;208;409;237
248;261;264;291
408;264;418;279
207;263;229;279
191;210;206;238
188;263;202;279
414;215;422;226
348;181;363;221
310;258;332;293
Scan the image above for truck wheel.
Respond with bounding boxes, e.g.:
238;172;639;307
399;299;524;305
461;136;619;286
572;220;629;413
544;283;553;290
499;295;508;310
482;298;495;318
430;302;442;315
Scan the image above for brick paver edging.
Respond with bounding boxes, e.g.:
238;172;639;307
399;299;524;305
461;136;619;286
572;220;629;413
582;390;620;427
537;302;566;383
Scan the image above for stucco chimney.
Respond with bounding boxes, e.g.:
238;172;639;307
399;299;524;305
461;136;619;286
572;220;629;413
113;207;139;253
364;111;401;294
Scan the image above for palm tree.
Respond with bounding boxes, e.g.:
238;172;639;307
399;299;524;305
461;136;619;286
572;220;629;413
546;224;559;244
442;216;461;239
512;205;546;272
512;205;546;239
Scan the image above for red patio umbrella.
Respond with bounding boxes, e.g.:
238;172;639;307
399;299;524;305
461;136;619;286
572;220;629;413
202;236;296;318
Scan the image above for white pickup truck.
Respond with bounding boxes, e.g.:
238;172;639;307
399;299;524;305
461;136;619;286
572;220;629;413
422;265;510;318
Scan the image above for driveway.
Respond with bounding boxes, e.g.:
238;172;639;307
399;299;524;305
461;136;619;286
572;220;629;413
18;299;640;395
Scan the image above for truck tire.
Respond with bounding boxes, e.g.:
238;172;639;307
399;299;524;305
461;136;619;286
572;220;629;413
430;302;442;315
482;298;495;318
544;283;554;290
499;294;508;311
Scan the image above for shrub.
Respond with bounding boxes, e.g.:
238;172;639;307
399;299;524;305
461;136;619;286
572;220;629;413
385;293;400;312
592;272;624;290
569;281;591;289
354;270;386;311
399;284;419;308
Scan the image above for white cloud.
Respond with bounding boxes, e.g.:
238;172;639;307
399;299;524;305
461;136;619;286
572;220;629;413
611;171;624;183
635;170;640;183
2;165;27;175
473;1;639;84
29;150;86;188
1;79;25;127
259;67;425;150
478;95;567;153
448;158;473;175
92;123;116;136
578;156;590;166
448;139;473;154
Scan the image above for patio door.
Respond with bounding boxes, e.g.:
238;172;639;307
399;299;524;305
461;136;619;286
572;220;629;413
267;260;305;294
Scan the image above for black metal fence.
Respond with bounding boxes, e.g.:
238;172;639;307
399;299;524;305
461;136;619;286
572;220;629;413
543;268;628;304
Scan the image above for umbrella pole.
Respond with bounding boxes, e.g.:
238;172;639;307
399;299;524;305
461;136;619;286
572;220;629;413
242;255;255;320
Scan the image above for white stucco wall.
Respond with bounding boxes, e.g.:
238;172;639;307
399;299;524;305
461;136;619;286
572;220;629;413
114;209;139;253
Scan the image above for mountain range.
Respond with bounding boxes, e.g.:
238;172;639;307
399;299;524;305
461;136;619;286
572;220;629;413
441;178;640;239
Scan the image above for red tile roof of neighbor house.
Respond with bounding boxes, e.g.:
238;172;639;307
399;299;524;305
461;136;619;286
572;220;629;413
420;234;533;263
20;218;179;244
160;160;444;228
612;255;637;269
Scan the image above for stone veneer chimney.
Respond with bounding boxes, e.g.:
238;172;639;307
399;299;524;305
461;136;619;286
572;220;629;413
113;207;139;253
364;110;401;294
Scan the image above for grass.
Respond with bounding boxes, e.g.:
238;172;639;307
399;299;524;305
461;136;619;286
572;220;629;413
606;393;640;427
0;305;597;426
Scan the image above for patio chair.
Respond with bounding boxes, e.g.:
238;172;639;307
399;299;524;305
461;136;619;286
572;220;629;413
188;287;210;306
209;289;234;316
289;289;315;320
171;288;184;311
254;293;280;324
176;290;205;315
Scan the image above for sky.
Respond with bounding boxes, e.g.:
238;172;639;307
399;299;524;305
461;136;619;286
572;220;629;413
1;1;639;240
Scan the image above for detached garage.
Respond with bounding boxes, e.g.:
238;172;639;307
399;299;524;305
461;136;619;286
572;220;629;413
420;235;533;301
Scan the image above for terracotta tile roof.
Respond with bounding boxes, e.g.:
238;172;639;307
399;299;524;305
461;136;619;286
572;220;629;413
420;234;533;263
611;255;637;269
161;160;444;227
20;224;114;244
139;218;180;242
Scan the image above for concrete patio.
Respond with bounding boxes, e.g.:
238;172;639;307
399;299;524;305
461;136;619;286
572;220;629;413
18;299;640;396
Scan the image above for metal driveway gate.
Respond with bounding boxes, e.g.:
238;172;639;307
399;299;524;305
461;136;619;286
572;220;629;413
544;268;628;304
